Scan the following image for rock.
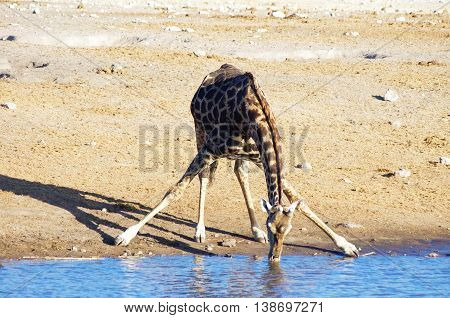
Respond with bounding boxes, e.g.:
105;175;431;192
80;248;87;253
376;19;383;24
71;246;78;252
256;28;267;33
32;8;40;14
1;102;16;110
134;251;143;256
344;31;359;37
396;16;406;22
0;35;16;41
438;156;449;165
383;89;399;102
205;244;214;252
182;28;195;33
299;227;308;232
394;168;411;178
219;239;236;247
85;140;96;147
389;119;403;128
272;11;285;19
27;61;50;69
0;72;13;79
148;251;153;256
193;50;206;57
213;233;220;238
119;251;128;258
427;252;439;258
336;222;363;229
341;177;353;184
101;208;107;212
164;26;182;32
296;162;312;172
110;63;123;74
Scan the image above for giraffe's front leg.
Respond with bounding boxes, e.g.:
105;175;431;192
282;178;359;257
194;169;209;243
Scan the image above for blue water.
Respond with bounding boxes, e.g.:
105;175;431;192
0;255;449;297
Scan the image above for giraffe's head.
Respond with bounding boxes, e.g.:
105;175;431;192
260;199;300;262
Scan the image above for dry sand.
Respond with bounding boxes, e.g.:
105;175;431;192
0;0;449;259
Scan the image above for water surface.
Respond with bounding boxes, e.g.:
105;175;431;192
0;255;448;297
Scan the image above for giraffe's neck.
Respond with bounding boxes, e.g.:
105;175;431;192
255;121;284;206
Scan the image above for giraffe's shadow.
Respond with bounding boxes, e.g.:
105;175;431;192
0;174;250;256
0;174;340;256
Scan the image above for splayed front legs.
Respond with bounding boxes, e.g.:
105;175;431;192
282;179;359;257
114;148;214;246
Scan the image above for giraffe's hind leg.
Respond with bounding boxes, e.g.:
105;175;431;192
114;148;215;246
234;159;268;243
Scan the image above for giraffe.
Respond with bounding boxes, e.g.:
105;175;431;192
114;64;359;261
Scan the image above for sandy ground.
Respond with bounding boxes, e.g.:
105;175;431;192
0;0;449;259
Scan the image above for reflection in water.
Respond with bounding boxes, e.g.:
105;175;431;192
0;255;449;297
192;256;206;296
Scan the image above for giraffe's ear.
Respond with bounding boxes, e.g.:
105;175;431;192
285;200;300;217
259;198;272;214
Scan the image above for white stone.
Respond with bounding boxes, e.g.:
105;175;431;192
384;89;399;102
297;162;312;172
32;8;40;14
272;11;285;18
256;28;267;33
376;19;383;24
101;208;107;212
396;16;406;22
164;26;182;32
182;28;195;33
344;31;359;37
342;177;353;184
438;156;450;165
1;102;16;110
193;50;206;57
71;246;78;252
394;168;411;178
389;119;403;128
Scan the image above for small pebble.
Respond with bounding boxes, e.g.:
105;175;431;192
71;246;78;252
219;239;236;248
213;233;220;238
342;177;353;184
344;31;359;37
182;27;195;33
193;50;206;57
389;119;403;128
32;8;40;14
1;102;16;110
438;156;449;165
299;227;308;232
296;162;312;172
101;208;107;212
271;11;285;18
396;16;406;22
80;248;87;253
394;168;411;178
336;222;363;229
148;251;153;256
164;26;182;32
135;251;143;256
205;244;214;252
256;28;267;33
119;251;128;258
86;140;96;147
384;89;399;102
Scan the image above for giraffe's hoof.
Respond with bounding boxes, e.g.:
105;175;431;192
252;227;268;244
194;225;206;243
114;225;139;246
336;236;359;257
